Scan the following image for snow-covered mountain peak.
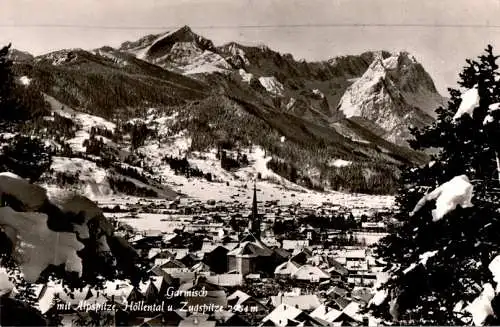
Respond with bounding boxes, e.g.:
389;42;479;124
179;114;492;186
367;57;388;76
119;25;226;74
224;42;251;66
337;50;443;145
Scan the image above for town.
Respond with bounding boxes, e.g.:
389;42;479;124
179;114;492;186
33;182;395;326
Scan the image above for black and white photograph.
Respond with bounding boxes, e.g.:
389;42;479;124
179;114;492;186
1;0;500;326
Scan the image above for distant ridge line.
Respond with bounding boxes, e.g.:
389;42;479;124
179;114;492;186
3;23;500;30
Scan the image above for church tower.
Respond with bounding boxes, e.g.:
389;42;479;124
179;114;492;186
248;181;261;239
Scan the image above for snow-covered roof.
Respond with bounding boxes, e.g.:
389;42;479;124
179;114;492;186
291;264;330;280
103;280;137;303
263;303;304;327
159;258;187;269
274;260;300;275
271;294;322;311
227;290;251;306
191;262;211;273
36;281;64;314
227;239;273;257
342;302;364;322
310;304;343;323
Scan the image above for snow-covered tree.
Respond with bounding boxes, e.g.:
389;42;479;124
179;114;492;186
0;44;14;109
370;45;500;325
0;135;53;182
0;43;148;324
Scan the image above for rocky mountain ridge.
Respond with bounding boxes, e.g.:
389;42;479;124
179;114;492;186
337;51;443;144
116;26;445;145
4;25;447;195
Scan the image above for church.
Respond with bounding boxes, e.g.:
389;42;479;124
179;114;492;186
227;182;287;276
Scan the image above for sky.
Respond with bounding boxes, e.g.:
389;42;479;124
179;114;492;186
2;0;500;94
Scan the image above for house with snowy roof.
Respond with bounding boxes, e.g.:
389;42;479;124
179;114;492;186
227;236;275;276
271;293;322;311
162;232;184;246
103;280;144;305
290;264;330;282
351;287;375;305
130;234;163;251
166;248;191;260
310;304;343;324
186;289;228;309
154;257;173;267
148;248;162;260
178;252;200;268
228;290;268;315
200;240;238;254
191;262;212;273
326;259;349;281
274;260;301;277
290;248;313;266
139;276;171;302
261;303;325;327
273;248;291;260
38;283;101;315
168;271;196;284
158;258;190;274
326;286;350;299
148;248;173;260
340;302;364;324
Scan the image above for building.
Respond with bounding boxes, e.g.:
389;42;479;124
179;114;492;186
248;182;261;239
227;236;274;276
227;182;275;276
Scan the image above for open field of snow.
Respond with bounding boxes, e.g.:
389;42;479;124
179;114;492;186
32;100;395;220
134;140;395;215
105;213;188;233
44;94;116;153
48;156;112;199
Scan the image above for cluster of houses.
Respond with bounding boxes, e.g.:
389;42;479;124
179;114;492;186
27;184;390;326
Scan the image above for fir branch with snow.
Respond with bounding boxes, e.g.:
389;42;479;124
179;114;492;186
371;45;500;325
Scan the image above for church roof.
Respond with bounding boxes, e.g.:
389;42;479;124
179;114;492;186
227;232;273;257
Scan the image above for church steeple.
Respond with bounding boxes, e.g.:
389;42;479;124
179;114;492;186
252;181;258;220
249;180;261;239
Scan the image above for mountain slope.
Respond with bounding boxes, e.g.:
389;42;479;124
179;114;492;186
5;27;445;195
15;48;209;118
337;51;446;145
119;27;444;148
119;26;231;75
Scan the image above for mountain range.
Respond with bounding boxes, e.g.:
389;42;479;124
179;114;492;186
7;25;447;195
